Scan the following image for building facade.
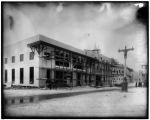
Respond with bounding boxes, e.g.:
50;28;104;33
126;67;134;83
111;64;124;85
3;34;132;88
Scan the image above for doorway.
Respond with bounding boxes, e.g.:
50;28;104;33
77;73;81;86
96;76;99;86
47;69;51;80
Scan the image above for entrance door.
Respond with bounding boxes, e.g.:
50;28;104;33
46;69;51;88
12;69;15;84
96;76;99;86
99;76;102;86
20;68;24;84
77;73;81;86
47;69;51;80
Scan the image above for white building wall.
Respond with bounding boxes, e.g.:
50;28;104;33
4;36;40;87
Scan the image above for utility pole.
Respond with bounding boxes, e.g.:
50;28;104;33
118;46;134;77
118;46;134;91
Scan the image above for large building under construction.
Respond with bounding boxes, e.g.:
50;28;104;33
3;34;133;88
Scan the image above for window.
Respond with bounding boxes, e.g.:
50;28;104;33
12;69;15;83
12;56;15;63
5;58;8;64
5;70;7;83
20;54;24;62
20;68;24;84
29;52;34;60
29;67;34;84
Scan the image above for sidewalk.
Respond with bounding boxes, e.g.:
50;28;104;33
4;86;118;98
4;82;136;98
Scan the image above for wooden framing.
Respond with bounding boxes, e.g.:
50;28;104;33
27;40;112;88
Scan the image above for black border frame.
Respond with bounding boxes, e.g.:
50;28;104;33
1;1;149;119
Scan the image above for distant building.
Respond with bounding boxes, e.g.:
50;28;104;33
110;59;134;85
139;70;147;86
3;34;134;88
132;71;140;82
111;63;124;85
126;67;134;83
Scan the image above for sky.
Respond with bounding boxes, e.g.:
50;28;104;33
3;2;148;72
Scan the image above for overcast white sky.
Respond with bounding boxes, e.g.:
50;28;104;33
3;2;147;72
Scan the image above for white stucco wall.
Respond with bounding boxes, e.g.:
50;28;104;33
3;36;40;87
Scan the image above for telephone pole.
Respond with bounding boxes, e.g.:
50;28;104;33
118;46;134;92
118;46;134;78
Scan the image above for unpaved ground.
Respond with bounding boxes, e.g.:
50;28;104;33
4;87;147;117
